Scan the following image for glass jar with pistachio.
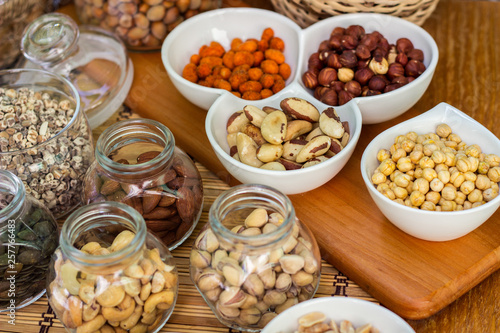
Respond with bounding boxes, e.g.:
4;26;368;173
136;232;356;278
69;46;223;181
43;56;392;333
46;202;179;333
0;169;58;311
82;118;203;250
190;184;321;331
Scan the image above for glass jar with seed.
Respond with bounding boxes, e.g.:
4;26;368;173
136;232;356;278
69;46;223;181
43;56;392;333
0;169;58;311
82;118;203;250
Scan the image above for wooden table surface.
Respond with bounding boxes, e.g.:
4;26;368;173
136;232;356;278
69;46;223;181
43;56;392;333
58;1;499;332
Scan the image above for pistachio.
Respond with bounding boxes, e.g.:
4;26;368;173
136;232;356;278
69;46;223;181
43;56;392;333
242;274;265;297
221;260;245;287
190;250;212;269
279;255;305;275
263;290;287;306
219;287;247;308
244;208;268;228
292;270;314;287
196;268;223;291
275;297;298;314
195;228;219;253
275;273;292;292
239;307;262;325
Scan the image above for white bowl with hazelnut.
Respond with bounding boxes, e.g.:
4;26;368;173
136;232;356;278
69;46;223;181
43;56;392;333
205;83;362;195
360;102;500;241
261;297;415;333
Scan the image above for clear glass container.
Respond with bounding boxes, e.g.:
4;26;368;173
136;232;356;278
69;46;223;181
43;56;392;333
0;68;94;218
18;13;134;129
190;184;322;332
0;169;58;312
82;118;203;251
74;0;222;51
46;201;179;333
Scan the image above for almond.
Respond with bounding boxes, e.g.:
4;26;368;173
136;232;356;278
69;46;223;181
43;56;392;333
137;151;161;164
100;179;121;195
146;218;180;232
143;206;177;220
158;195;176;207
142;188;163;214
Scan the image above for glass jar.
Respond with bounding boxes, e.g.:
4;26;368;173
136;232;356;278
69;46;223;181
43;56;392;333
18;13;134;129
82;118;203;251
74;0;222;51
46;201;179;333
190;184;322;331
0;169;58;312
0;69;95;218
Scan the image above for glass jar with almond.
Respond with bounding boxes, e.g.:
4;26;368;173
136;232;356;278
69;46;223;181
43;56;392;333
82;118;203;250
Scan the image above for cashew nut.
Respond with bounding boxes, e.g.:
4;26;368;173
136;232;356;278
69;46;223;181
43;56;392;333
49;281;69;314
96;282;125;307
99;324;115;333
79;279;95;304
130;323;148;333
121;276;141;297
102;295;135;322
139;283;152;302
120;305;143;330
140;308;156;325
144;290;175;313
107;320;119;327
146;248;166;272
124;264;145;280
82;300;100;322
76;314;106;333
162;271;178;289
114;327;128;333
62;309;78;329
151;272;165;293
80;241;102;254
156;302;172;310
134;295;144;306
61;262;81;295
146;314;163;331
140;259;154;284
108;230;135;252
68;295;83;327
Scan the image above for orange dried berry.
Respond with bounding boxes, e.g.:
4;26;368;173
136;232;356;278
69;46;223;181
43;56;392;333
204;75;217;87
269;37;285;52
213;78;232;91
279;63;292;80
261;59;279;74
229;69;249;91
264;49;285;65
231;38;243;51
259;73;275;89
242;91;262;100
231;91;242;98
209;41;226;57
200;56;223;68
253;50;265;67
233;51;254;67
196;63;212;79
198;44;208;55
272;77;286;94
182;63;198;83
239;80;263;94
190;54;201;65
198;80;211;87
222;50;235;69
260;88;273;99
248;67;263;81
258;39;269;52
237;39;258;53
219;67;232;80
261;27;274;41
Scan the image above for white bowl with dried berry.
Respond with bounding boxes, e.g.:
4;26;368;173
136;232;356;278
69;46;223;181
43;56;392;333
360;102;500;241
205;84;362;195
261;297;415;333
162;9;438;125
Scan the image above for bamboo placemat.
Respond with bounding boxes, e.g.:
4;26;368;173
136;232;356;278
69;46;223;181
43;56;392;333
0;108;378;333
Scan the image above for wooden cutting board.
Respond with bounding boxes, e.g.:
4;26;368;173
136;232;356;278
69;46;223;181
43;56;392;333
118;0;500;321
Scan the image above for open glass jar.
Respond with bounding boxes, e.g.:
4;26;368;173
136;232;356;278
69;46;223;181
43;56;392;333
82;118;203;250
46;201;179;333
74;0;222;51
190;184;321;331
0;169;58;312
0;69;94;218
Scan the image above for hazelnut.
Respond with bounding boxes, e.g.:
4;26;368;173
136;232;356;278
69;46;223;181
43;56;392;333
407;77;416;84
372;48;385;62
363;89;382;97
344;80;362;97
396;38;414;54
377;38;390;54
396;52;408;67
338;90;354;105
327;53;342;69
320;89;338;106
339;50;357;68
331;27;345;36
354;67;374;86
317;40;330;53
337;67;354;82
302;71;318;89
314;86;329;100
345;25;365;40
328;34;342;50
317;68;338;87
355;44;371;60
319;50;335;63
387;62;405;80
331;81;345;93
407;48;424;62
391;76;408;85
341;34;358;50
368;57;389;75
359;33;378;51
387;46;397;64
357;59;370;69
384;83;404;93
307;52;323;73
368;75;387;91
405;59;426;78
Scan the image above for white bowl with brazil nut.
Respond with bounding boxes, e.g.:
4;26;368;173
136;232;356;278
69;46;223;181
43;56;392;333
161;9;438;125
205;82;362;195
261;297;415;333
360;102;500;241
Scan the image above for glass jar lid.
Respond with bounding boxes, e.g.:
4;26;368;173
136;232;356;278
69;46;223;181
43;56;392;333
19;13;134;129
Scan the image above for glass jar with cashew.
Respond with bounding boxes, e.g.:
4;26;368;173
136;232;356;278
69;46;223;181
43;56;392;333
371;123;500;211
46;202;179;333
190;184;322;332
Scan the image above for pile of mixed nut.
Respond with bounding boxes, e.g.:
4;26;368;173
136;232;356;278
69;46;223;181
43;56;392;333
226;97;350;170
0;88;93;216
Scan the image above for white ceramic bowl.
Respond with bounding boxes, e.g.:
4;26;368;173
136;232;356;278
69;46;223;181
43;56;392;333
205;84;362;195
360;102;500;241
161;9;438;124
261;297;415;333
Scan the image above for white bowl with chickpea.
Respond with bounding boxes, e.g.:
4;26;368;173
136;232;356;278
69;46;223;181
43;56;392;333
360;102;500;241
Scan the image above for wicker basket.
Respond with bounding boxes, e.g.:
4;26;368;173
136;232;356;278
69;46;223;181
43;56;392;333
270;0;439;28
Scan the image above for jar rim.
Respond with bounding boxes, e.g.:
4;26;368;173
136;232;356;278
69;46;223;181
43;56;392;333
209;183;296;250
0;68;83;156
0;170;25;222
95;118;175;177
60;201;147;270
